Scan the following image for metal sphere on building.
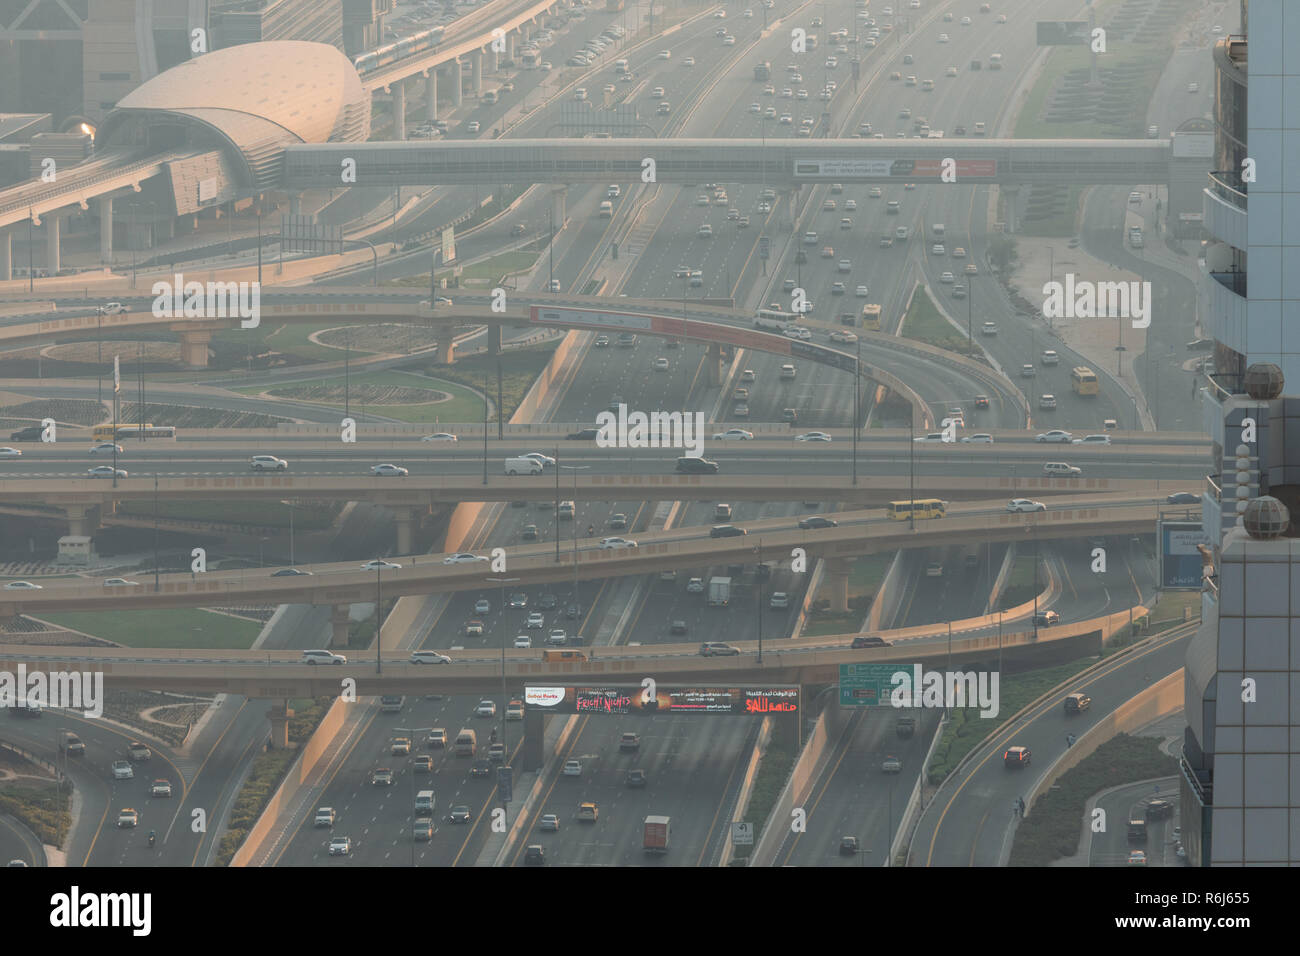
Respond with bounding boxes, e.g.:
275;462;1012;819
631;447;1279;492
1242;496;1290;539
1244;363;1284;400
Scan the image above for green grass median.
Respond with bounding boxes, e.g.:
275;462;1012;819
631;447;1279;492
39;608;261;649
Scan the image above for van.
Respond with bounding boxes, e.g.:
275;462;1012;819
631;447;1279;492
482;89;498;105
542;649;588;662
1064;692;1091;714
415;790;436;816
615;58;629;73
454;729;477;756
714;503;732;520
598;200;613;217
505;456;544;475
931;223;945;239
1043;462;1082;477
779;364;797;380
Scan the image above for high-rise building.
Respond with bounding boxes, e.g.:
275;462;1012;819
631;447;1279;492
1183;0;1300;866
210;0;344;52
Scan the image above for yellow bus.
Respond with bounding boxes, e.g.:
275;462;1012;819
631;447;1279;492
861;303;882;331
92;423;176;441
886;499;946;520
1070;366;1099;396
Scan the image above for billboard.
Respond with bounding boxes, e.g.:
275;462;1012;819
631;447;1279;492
525;684;800;715
793;159;998;179
1160;520;1210;589
1036;20;1090;45
441;226;456;263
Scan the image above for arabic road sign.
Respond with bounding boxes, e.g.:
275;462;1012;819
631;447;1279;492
731;822;754;846
839;663;905;707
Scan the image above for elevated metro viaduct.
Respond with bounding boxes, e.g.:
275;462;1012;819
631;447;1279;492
0;498;1159;625
0;619;1114;757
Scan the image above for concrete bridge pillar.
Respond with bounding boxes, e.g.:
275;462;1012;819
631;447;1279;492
267;700;292;750
330;604;350;648
98;196;113;264
425;72;438;121
431;336;457;365
551;185;567;228
521;708;545;771
506;31;516;61
288;192;302;217
706;343;724;386
0;229;11;281
394;508;419;554
392;80;407;141
177;329;212;368
64;503;100;537
470;50;483;95
487;323;502;356
1001;186;1018;234
44;214;60;275
487;45;499;74
824;557;851;614
451;58;463;107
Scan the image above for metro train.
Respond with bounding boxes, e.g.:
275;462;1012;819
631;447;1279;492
354;25;446;74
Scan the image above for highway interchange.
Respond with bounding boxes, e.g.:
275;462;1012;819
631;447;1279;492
0;0;1214;870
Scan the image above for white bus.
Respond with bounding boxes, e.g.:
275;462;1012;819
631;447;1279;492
522;49;540;68
754;308;798;330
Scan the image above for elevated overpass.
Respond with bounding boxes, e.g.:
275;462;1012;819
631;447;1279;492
0;496;1160;619
284;138;1180;189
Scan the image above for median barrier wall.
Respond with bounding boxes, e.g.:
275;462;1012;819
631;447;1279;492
749;709;832;866
720;717;774;866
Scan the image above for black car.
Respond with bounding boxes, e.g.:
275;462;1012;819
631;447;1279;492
895;716;915;738
851;636;890;648
798;516;838;529
839;836;859;855
795;250;808;263
539;593;558;610
1145;799;1173;821
564;603;580;620
710;525;747;538
524;845;545;866
626;769;647;788
566;428;600;440
670;620;688;635
470;759;492;777
271;568;312;576
8;426;42;441
676;456;720;474
1166;492;1199;504
1032;611;1060;626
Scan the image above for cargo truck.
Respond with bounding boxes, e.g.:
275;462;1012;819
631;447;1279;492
708;576;732;606
643;815;671;854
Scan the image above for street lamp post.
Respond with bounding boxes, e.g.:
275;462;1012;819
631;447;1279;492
486;575;520;755
560;463;590;614
482;371;490;485
907;416;915;530
375;562;384;673
153;474;160;592
852;337;860;485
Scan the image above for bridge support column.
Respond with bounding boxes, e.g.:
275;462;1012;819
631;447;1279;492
392;80;406;141
506;31;516;62
451;58;463;107
470;50;483;95
706;343;723;386
330;604;350;648
551;185;567;229
824;557;851;614
431;336;456;365
178;329;212;368
394;508;419;554
487;46;498;74
267;700;292;750
288;192;302;216
98;196;113;264
44;214;60;276
1000;186;1018;234
425;72;438;121
64;503;99;537
521;708;545;771
0;229;11;281
487;323;502;356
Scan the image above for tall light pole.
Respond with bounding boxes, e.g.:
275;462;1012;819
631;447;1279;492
482;370;490;485
560;463;590;614
486;575;520;755
375;562;384;673
907;415;915;530
852;336;860;485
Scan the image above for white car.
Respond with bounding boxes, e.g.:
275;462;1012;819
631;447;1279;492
475;699;497;717
683;56;695;66
526;612;545;629
653;357;670;371
97;302;129;315
981;322;998;335
698;224;713;238
657;49;671;59
443;553;488;565
371;463;408;477
0;447;21;458
1072;434;1113;445
783;327;812;340
795;432;832;442
830;330;858;343
523;452;556;468
599;537;638;549
562;759;582;776
869;186;883;198
713;429;754;440
89;443;123;455
360;559;401;571
855;285;869;297
1007;499;1047;513
960;434;994;444
938;33;949;42
421;433;457;442
111;760;134;780
3;581;41;590
104;578;139;586
939;271;954;284
250;455;288;471
844;199;857;210
1036;430;1074;443
87;466;127;478
410;650;452;664
513;635;532;648
750;102;761;113
328;836;352;856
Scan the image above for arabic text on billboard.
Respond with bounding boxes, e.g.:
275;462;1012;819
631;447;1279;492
1161;520;1210;589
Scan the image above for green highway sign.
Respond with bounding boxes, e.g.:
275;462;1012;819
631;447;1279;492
839;663;907;707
